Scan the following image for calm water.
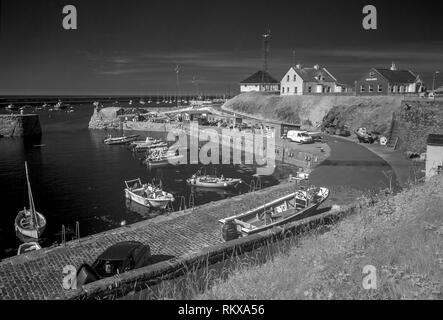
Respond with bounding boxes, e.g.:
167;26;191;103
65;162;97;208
0;104;298;258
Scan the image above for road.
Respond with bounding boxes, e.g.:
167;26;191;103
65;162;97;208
310;135;400;192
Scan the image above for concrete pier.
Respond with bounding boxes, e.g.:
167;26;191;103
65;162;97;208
0;114;42;137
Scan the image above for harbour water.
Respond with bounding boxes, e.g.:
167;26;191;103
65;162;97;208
0;103;299;259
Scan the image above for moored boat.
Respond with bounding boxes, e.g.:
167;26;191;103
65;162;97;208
186;171;242;188
6;104;18;110
219;186;329;240
17;242;41;255
124;179;174;209
15;162;47;241
104;134;140;145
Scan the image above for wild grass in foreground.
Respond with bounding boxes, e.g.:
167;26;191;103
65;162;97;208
195;176;443;300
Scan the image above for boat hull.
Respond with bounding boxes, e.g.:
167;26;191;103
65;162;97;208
14;210;46;240
125;188;174;209
187;178;241;188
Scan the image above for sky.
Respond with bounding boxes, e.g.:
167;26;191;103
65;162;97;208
0;0;443;95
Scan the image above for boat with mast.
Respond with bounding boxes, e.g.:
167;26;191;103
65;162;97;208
15;162;47;241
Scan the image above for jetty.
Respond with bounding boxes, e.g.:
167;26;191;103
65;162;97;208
0;114;42;137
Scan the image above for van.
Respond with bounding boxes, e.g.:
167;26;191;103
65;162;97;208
287;130;313;144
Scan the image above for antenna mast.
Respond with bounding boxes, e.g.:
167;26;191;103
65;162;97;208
175;65;180;108
261;30;271;88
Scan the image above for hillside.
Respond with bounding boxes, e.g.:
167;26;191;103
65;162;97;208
197;175;443;300
222;92;404;132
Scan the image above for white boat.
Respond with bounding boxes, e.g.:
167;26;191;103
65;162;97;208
186;171;242;188
130;137;167;150
104;134;140;145
17;242;41;255
15;162;47;241
219;187;329;240
124;179;174;209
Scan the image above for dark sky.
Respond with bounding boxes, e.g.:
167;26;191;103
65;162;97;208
0;0;442;95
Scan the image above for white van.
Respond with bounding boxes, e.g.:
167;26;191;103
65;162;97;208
287;130;313;144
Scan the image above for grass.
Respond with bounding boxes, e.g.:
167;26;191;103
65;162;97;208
194;175;443;300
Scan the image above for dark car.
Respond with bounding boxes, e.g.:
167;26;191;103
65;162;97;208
76;241;151;285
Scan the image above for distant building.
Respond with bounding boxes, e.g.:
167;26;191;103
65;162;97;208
240;71;280;93
280;64;345;95
426;134;443;181
356;63;425;96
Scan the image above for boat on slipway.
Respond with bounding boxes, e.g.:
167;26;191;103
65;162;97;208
186;171;242;188
15;162;47;241
124;179;174;209
104;134;140;145
219;186;329;240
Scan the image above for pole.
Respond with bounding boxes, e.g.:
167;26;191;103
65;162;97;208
433;71;439;92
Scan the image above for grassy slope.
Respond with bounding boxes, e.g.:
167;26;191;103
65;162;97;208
198;176;443;300
223;93;403;133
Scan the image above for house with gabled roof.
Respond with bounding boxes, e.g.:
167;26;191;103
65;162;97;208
240;70;280;93
280;64;344;95
356;63;425;95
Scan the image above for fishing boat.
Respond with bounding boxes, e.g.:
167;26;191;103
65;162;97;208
15;162;47;241
186;171;242;188
354;127;377;144
143;148;184;167
130;137;167;150
124;179;174;209
219;186;329;240
17;242;41;255
103;134;140;145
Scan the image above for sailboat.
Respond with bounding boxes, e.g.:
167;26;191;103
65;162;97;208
14;162;47;241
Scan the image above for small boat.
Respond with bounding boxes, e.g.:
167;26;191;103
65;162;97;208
143;147;184;167
17;242;41;255
54;100;67;110
103;134;140;145
139;99;146;105
130;137;167;150
355;127;377;144
15;162;47;241
6;104;18;110
219;187;329;240
186;171;242;188
124;179;174;209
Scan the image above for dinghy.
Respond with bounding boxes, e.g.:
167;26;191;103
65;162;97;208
15;162;47;241
124;179;174;209
17;242;41;255
219;186;329;240
187;171;242;188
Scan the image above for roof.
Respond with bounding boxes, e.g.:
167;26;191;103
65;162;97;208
374;69;417;84
241;71;279;84
427;134;443;146
290;66;336;83
96;241;143;261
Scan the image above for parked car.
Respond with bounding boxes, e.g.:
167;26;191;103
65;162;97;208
287;130;313;144
76;241;151;286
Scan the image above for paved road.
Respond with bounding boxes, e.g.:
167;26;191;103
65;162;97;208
311;135;400;192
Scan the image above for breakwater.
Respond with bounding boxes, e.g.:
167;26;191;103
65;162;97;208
0;114;42;137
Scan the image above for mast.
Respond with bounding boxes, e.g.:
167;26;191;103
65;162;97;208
25;162;37;227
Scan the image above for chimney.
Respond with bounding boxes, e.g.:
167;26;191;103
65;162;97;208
313;64;320;70
390;62;397;71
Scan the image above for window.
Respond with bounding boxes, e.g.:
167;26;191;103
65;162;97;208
369;72;375;78
287;75;290;82
282;87;285;93
360;85;365;92
294;87;297;93
399;86;404;93
369;85;373;92
378;85;383;92
293;75;296;81
308;86;312;93
393;85;398;93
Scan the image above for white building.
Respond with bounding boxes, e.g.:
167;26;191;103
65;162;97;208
240;71;280;93
280;64;344;95
426;134;443;181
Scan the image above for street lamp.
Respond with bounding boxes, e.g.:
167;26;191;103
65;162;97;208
432;71;440;92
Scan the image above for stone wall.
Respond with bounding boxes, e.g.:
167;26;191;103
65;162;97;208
0;114;42;137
